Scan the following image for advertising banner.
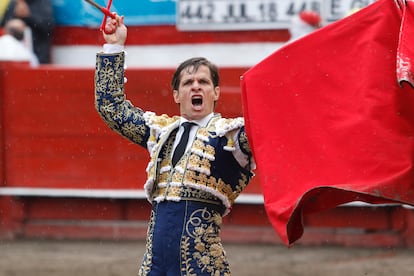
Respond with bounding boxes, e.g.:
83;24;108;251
52;0;176;26
52;0;375;28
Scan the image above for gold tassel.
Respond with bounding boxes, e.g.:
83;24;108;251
224;135;236;151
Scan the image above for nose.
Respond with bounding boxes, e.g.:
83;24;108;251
191;80;201;90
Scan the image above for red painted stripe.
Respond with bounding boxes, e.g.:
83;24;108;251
52;25;290;45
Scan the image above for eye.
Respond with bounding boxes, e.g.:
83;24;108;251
182;79;192;86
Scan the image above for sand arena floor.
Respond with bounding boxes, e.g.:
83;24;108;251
1;239;414;276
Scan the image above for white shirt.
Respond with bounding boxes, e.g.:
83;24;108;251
0;33;39;67
0;34;31;62
173;113;214;152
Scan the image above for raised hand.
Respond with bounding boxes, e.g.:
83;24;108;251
103;15;127;45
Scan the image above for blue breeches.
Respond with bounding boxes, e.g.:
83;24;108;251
138;200;230;276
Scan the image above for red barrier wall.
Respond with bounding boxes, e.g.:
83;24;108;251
1;62;414;247
0;61;261;193
0;61;264;240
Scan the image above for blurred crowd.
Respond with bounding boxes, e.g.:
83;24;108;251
0;1;356;67
0;0;54;66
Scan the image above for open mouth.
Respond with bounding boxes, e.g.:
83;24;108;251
192;96;203;106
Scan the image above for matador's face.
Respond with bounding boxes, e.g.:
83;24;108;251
173;65;220;121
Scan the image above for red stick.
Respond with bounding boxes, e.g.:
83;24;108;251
84;0;116;19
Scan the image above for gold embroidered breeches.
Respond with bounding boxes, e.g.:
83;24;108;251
138;200;231;276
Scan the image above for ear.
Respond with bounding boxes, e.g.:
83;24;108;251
173;90;180;104
214;86;220;101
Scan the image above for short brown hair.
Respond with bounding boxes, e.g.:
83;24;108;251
171;57;220;90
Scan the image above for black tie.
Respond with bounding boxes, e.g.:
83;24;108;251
172;122;194;166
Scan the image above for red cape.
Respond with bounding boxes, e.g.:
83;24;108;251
241;0;414;245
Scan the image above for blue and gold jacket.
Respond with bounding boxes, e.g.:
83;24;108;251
95;52;255;215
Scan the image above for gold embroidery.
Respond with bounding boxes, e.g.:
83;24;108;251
138;209;156;275
172;170;184;182
188;154;201;166
96;53;150;147
153;184;223;205
122;121;144;144
205;145;215;157
158;173;169;184
143;112;251;213
180;187;222;204
238;131;252;155
185;170;197;182
197;173;209;185
152;114;180;129
193;139;205;150
181;208;230;275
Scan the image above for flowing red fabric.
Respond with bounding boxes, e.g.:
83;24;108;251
241;0;414;246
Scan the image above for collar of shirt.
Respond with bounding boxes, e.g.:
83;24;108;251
173;113;215;152
179;113;214;128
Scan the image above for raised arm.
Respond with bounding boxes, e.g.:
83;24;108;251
94;16;150;148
